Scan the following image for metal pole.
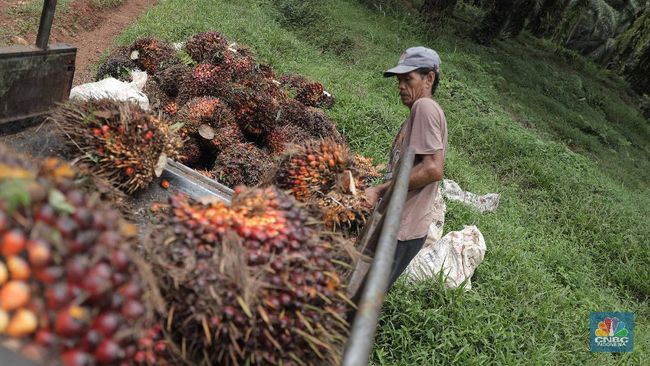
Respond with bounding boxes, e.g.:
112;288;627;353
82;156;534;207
342;149;415;366
35;0;58;49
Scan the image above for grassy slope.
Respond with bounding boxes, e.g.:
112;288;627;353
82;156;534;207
116;0;649;364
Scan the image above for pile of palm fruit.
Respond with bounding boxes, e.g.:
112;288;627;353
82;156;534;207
0;145;174;365
93;31;380;236
145;186;353;365
95;32;343;187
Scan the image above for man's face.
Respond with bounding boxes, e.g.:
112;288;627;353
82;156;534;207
397;71;433;107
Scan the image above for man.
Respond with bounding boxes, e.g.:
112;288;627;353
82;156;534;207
365;46;448;288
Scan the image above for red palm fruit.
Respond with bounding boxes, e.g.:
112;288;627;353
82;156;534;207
35;329;57;347
95;339;125;364
26;239;52;267
60;349;92;366
121;299;145;320
0;280;30;310
110;250;130;271
92;312;121;336
55;306;88;337
1;229;26;257
33;265;64;284
7;256;31;280
46;283;69;309
5;309;38;337
0;261;7;285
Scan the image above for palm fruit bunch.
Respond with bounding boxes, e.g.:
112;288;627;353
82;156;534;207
274;139;350;201
154;63;191;100
264;124;311;155
0;145;172;365
184;31;229;64
220;50;257;81
177;63;231;104
272;140;375;237
211;143;273;187
173;97;243;168
146;186;351;366
129;37;177;75
279;74;333;108
95;46;136;82
223;83;281;137
143;78;171;111
279;100;342;142
50;99;183;194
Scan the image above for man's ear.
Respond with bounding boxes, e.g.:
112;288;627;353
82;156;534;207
428;71;435;85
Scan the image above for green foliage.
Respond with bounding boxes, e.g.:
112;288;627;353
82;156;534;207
116;0;649;364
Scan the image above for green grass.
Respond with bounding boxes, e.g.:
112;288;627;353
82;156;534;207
115;0;649;364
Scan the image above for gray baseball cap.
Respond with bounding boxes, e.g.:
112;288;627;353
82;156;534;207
384;46;441;77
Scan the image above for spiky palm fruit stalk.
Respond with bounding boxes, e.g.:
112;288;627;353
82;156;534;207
129;37;177;75
95;46;136;82
279;74;332;108
211;143;273;187
177;63;232;104
154;63;191;99
315;191;372;236
50;99;183;194
146;187;351;366
184;31;229;64
274;139;350;201
0;145;173;365
265;124;312;155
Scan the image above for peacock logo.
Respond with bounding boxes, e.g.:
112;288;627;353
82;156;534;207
590;312;634;352
595;317;628;338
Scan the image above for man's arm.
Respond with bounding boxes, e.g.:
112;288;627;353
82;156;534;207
365;150;444;206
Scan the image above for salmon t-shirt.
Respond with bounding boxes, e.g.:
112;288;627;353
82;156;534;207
384;98;448;241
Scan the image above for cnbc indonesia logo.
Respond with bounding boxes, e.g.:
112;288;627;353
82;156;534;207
594;317;629;346
590;312;634;352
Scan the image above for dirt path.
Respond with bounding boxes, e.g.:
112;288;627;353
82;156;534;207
62;0;158;85
0;0;157;85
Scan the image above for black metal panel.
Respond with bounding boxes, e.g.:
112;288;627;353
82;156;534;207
0;44;76;132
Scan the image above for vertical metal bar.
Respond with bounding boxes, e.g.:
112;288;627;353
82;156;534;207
342;149;415;366
35;0;58;49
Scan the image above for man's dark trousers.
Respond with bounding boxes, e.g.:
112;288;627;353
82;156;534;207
387;236;427;289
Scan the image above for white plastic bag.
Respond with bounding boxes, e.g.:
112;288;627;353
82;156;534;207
70;70;150;110
404;225;486;289
442;179;500;213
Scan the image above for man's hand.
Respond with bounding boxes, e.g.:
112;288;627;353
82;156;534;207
364;185;385;207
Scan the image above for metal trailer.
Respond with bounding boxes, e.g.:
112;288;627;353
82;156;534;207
0;1;414;364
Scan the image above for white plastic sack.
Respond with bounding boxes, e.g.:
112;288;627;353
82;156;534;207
404;225;486;289
442;179;500;213
70;70;150;110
